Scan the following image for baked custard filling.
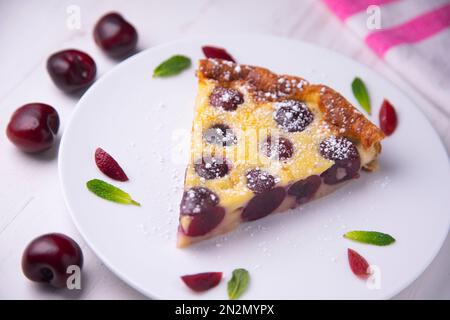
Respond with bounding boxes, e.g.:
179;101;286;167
177;59;384;248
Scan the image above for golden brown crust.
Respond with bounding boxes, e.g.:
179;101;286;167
303;85;385;149
198;59;384;150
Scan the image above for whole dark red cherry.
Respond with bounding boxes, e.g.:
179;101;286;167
93;12;138;58
22;233;83;288
6;103;59;153
47;49;96;92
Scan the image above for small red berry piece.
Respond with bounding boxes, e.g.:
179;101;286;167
95;148;129;181
379;99;397;136
347;248;370;278
181;272;222;292
94;12;138;58
202;46;236;62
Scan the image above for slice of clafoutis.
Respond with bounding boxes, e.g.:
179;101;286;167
177;59;384;248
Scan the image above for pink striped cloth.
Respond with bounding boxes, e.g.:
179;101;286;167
322;0;450;116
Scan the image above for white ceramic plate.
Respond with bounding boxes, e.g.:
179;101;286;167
59;35;450;299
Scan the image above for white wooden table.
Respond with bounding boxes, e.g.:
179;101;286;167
0;0;449;299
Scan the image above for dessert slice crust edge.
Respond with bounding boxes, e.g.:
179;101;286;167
177;59;384;248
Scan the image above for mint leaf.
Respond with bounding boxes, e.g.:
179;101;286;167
227;268;249;300
86;179;140;206
153;55;191;77
344;231;395;246
351;77;371;114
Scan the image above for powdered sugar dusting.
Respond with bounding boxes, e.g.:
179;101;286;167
319;136;358;161
273;100;314;132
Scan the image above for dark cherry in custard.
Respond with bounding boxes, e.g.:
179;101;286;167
263;136;294;160
246;169;276;194
203;124;237;146
194;157;229;180
180;187;225;237
319;136;361;184
274;100;314;132
242;187;286;221
288;175;322;204
209;87;244;111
